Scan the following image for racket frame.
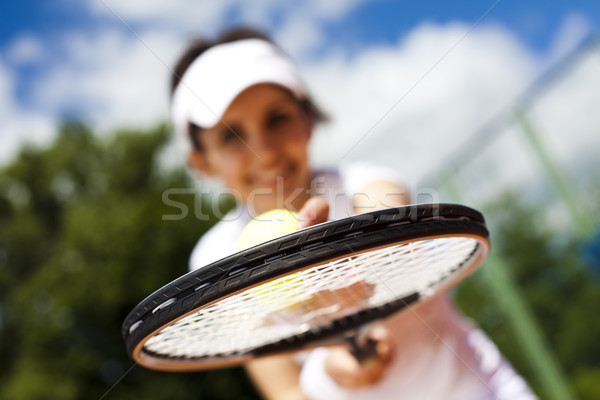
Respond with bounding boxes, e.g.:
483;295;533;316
122;204;489;371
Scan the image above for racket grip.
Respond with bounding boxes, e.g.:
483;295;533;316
345;332;379;363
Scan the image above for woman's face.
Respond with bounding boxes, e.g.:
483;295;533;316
189;84;313;216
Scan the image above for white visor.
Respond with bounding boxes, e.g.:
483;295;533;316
171;38;307;137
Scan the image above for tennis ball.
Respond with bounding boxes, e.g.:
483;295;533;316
237;209;299;250
238;209;305;311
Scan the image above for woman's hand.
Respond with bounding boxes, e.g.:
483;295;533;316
297;196;330;229
324;326;394;388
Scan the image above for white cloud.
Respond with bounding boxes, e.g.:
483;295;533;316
28;27;183;134
88;0;235;32
275;14;324;59
86;0;368;57
306;23;538;171
528;53;600;176
549;13;593;61
0;25;183;166
0;60;56;165
301;20;599;209
88;0;368;28
5;34;46;65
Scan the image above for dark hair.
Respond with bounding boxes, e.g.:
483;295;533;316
170;27;327;151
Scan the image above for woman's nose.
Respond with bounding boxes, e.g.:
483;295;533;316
252;132;280;165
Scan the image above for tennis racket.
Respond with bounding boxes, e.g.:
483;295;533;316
122;203;489;371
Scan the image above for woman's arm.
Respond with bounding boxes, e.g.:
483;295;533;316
246;355;307;400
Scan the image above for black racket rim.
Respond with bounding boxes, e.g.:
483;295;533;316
122;203;489;370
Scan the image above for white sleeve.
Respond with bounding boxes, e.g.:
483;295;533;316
339;161;403;197
299;348;350;400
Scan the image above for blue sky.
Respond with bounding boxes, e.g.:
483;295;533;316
1;0;599;191
3;1;599;52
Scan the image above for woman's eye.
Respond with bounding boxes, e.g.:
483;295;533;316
268;112;291;128
222;128;241;144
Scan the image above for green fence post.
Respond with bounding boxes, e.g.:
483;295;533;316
515;110;594;238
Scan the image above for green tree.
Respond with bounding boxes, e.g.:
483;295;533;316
0;122;258;399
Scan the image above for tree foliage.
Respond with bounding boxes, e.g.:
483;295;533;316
0;122;257;399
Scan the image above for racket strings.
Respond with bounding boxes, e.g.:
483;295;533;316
143;237;479;359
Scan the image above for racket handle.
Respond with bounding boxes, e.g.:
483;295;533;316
345;331;379;363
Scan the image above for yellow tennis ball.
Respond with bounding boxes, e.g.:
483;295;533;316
238;209;305;311
237;209;299;250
